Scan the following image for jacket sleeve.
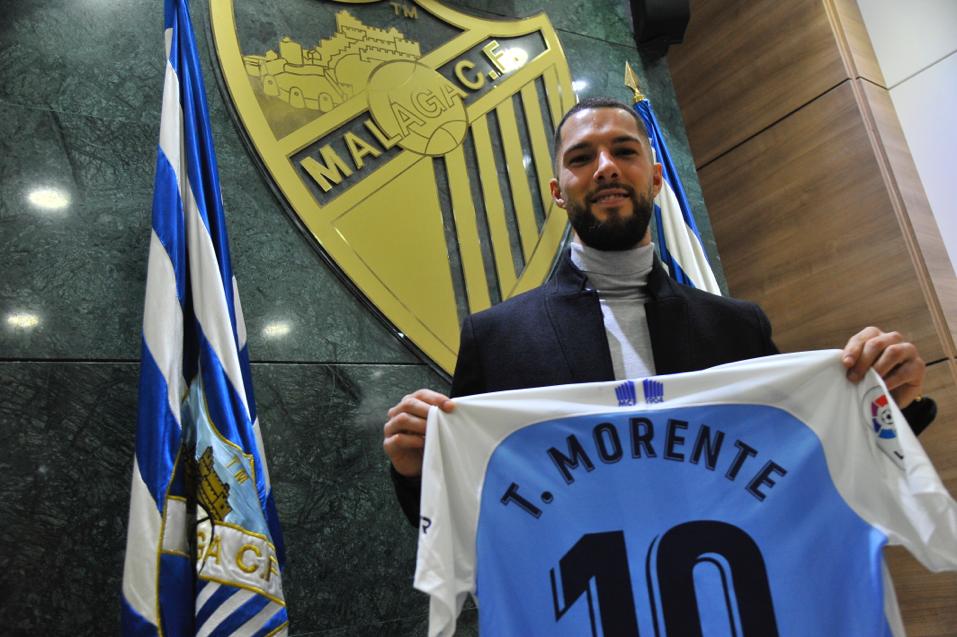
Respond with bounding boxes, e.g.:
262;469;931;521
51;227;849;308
390;464;423;529
449;315;485;399
753;302;780;357
900;396;937;437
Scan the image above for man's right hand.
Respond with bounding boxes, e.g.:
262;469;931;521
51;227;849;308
383;389;455;478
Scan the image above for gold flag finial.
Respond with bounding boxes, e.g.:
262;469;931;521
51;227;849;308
624;62;645;104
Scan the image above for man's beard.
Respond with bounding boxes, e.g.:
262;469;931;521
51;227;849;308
567;183;655;251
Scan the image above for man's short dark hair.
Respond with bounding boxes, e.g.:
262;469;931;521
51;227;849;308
552;97;651;155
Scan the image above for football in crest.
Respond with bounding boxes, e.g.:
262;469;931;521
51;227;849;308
367;60;468;156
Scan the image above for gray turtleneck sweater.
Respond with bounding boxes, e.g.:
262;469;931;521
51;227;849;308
570;241;656;380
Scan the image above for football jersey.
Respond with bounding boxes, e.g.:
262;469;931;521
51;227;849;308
414;350;957;637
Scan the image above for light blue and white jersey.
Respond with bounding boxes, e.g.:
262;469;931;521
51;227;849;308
415;351;957;637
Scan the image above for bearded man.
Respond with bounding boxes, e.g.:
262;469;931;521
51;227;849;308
383;97;933;527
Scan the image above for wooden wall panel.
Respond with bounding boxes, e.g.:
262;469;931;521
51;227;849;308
826;0;885;83
858;80;957;355
700;81;944;360
670;1;957;634
887;545;957;637
669;0;849;166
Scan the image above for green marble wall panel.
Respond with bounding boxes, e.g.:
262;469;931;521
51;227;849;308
0;362;136;635
0;103;154;360
0;0;164;126
0;1;419;364
0;360;458;635
446;0;637;47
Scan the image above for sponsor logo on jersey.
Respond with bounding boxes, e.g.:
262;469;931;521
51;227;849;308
643;378;664;404
615;380;637;406
210;0;575;374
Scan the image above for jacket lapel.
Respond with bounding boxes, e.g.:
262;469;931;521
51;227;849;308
544;248;694;380
546;292;616;383
544;251;615;383
645;256;694;375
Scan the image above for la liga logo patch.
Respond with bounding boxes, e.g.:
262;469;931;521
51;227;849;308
862;386;906;469
866;388;897;439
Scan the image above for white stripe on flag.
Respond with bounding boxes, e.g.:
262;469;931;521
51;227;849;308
657;181;721;294
159;61;185;201
143;230;185;419
162;497;188;554
239;600;286;636
164;27;173;60
196;589;256;637
122;457;162;626
252;417;272;491
233;278;274;492
233;276;247;348
183;189;250;416
196;580;220;615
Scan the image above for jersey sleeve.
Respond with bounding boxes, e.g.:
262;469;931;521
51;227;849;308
414;405;478;637
848;373;957;572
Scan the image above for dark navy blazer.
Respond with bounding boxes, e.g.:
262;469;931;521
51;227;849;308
450;249;777;397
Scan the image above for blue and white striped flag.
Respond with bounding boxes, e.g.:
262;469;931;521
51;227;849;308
634;99;722;294
121;0;287;634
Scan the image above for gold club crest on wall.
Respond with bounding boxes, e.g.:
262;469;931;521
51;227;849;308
211;0;574;374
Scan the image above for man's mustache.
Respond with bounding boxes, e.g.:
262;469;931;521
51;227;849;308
588;183;637;201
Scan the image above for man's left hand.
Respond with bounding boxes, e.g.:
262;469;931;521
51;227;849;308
842;326;926;407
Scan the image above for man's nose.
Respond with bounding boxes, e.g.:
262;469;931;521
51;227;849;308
594;150;619;181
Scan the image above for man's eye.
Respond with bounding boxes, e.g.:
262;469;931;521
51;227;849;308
568;154;590;165
616;147;637;156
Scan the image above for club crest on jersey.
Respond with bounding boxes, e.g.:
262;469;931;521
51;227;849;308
861;386;906;469
643;378;664;404
210;0;575;375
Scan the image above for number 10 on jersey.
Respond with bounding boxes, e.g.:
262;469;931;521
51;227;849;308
550;521;779;636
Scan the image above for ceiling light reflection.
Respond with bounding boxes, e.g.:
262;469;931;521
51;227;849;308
7;312;40;329
572;80;588;93
262;321;291;339
500;47;529;72
27;187;70;211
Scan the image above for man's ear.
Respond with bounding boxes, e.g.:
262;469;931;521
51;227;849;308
549;178;566;209
651;163;663;198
